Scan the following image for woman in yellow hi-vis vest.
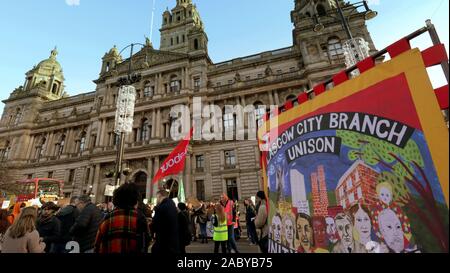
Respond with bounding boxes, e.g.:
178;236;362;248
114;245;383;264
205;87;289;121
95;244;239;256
212;203;228;253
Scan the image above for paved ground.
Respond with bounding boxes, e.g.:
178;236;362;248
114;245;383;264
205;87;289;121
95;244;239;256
186;238;260;253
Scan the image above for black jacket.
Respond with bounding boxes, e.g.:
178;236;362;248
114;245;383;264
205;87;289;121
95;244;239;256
136;209;151;253
178;210;191;247
151;198;179;254
36;215;61;253
69;202;103;252
56;205;80;244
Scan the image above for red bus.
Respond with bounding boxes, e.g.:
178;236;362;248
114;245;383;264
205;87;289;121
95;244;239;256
16;178;64;203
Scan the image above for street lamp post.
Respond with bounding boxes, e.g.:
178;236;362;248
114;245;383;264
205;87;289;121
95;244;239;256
313;0;378;69
114;43;145;187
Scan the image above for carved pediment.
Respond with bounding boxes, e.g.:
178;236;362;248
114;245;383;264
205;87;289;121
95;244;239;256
116;48;188;73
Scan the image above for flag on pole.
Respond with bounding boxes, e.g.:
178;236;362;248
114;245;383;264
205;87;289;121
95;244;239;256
178;175;186;204
152;127;193;184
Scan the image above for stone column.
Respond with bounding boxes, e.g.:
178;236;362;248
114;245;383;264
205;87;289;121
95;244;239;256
152;157;160;201
98;119;107;146
156;109;162;138
26;135;35;160
274;91;280;106
184;153;192;198
146;157;153;200
47;132;55;157
268;90;274;106
151;110;156;138
92;164;101;203
63;128;72;154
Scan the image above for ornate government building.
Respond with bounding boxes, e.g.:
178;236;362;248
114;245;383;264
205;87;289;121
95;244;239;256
0;0;376;203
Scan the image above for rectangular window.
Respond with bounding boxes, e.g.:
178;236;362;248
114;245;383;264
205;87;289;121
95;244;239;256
48;171;53;178
257;73;263;78
346;178;353;189
144;86;154;97
226;178;239;201
27;174;33;179
357;187;363;199
224;150;236;167
228;80;233;84
276;70;283;74
195;155;205;170
339;187;344;198
196;180;205;201
245;76;251;80
170;81;180;93
348;192;355;204
223;113;235;133
289;67;296;72
194;77;201;90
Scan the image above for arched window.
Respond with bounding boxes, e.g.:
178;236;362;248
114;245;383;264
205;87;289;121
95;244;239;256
1;141;10;161
328;37;344;60
317;4;327;16
79;131;86;152
52;83;58;94
194;39;199;50
36;137;46;160
56;134;66;157
141;118;149;141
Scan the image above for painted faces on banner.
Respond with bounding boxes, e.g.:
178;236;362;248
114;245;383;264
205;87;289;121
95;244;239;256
271;214;282;244
282;213;295;250
378;183;393;206
378;209;405;253
296;213;313;253
350;203;373;246
332;213;367;253
312;216;327;249
335;213;354;250
325;217;339;245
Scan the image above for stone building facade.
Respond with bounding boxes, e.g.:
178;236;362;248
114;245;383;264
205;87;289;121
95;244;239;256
0;0;377;203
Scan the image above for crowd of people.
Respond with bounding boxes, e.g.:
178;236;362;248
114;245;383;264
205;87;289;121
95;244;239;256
0;183;270;254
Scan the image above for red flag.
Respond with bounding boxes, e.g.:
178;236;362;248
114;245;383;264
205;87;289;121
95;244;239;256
152;128;193;184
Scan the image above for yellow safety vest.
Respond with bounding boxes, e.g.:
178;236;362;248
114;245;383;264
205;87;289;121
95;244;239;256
213;215;228;242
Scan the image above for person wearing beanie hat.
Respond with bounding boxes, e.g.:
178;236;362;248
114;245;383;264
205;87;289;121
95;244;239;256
36;202;61;253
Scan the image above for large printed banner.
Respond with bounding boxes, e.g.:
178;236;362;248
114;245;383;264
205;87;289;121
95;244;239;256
259;49;449;253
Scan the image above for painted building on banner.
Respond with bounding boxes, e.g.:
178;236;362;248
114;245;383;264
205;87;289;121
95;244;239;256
0;0;376;203
335;160;379;210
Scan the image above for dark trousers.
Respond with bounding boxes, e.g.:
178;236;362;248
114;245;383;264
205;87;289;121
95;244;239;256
214;241;227;253
247;221;258;244
227;225;239;253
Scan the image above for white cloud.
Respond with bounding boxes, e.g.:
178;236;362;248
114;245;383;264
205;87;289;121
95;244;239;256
65;0;80;6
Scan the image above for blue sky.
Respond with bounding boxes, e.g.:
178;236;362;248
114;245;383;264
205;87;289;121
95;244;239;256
0;0;448;115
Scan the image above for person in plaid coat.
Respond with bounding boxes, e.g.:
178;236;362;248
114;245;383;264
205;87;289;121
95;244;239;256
94;183;150;253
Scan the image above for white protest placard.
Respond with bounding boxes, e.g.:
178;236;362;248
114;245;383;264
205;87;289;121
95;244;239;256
1;200;10;209
104;185;115;197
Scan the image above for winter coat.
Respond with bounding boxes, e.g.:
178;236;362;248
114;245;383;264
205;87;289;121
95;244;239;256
151;198;179;254
178;210;192;247
69;202;103;252
1;229;45;253
254;201;268;238
36;215;61;253
56;205;79;244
